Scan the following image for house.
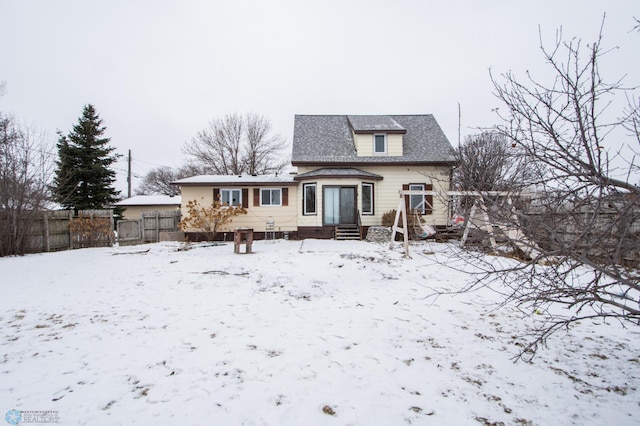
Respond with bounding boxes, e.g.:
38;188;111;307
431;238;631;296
174;114;456;240
115;195;182;220
174;174;299;239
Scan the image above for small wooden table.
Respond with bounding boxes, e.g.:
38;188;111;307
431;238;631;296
234;228;253;254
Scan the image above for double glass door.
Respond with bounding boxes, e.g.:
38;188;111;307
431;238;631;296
324;187;356;225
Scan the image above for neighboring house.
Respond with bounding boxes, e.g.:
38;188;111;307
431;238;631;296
115;195;182;220
174;114;456;240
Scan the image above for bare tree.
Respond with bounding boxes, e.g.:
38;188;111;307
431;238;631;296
184;113;288;175
0;113;53;256
445;20;640;360
244;112;288;175
136;163;207;196
454;132;539;193
452;132;542;225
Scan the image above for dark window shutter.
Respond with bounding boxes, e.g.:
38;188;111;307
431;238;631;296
282;188;288;206
253;188;260;206
425;184;433;215
213;188;220;203
242;188;249;208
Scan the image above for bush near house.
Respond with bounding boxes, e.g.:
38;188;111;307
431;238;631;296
178;198;247;241
69;215;113;249
381;210;397;228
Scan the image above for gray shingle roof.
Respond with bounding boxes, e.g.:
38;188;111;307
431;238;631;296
294;168;384;181
291;115;456;165
347;115;405;133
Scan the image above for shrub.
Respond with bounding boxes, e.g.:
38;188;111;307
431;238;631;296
178;198;247;241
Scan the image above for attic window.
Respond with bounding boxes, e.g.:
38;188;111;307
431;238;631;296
373;134;387;155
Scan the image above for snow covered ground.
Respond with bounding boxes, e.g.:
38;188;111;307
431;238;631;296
1;239;638;425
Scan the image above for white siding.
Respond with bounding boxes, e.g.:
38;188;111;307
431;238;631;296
387;134;403;156
294;165;452;227
354;133;372;156
296;177;364;227
359;165;451;226
248;188;297;232
179;185;298;232
353;133;403;157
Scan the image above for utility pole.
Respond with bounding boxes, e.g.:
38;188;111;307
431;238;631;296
127;149;132;198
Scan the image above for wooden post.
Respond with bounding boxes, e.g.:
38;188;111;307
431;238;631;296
460;200;477;247
390;192;410;257
155;211;159;243
479;200;497;248
68;210;73;250
110;209;115;246
43;212;50;252
389;201;402;247
460;197;496;248
234;228;253;254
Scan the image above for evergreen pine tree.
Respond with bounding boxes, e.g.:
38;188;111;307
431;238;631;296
52;104;120;211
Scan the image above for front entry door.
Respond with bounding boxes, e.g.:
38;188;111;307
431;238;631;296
324;187;356;225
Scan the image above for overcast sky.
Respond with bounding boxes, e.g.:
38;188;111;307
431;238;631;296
1;0;639;195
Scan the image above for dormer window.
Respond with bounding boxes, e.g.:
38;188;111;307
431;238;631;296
373;134;387;155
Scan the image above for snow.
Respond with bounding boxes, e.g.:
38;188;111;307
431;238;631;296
173;174;296;185
1;239;638;425
115;195;181;206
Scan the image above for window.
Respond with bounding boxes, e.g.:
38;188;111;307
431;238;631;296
409;184;425;214
221;188;242;206
260;188;281;206
361;183;374;215
373;134;387;154
405;183;433;215
303;183;316;215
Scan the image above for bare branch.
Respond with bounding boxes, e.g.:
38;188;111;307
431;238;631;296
444;20;640;359
136;163;207;196
0;114;54;255
183;113;288;176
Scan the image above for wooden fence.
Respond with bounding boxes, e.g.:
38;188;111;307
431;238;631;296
116;210;182;246
523;204;640;265
25;209;114;253
71;210;115;249
26;210;73;253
